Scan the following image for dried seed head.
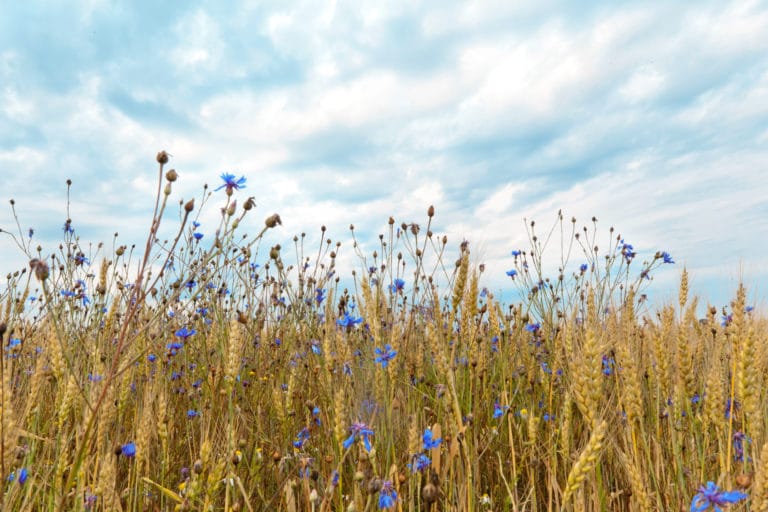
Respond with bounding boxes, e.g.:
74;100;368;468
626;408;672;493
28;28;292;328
29;258;49;282
243;196;256;211
427;205;434;217
156;151;169;164
265;214;282;228
422;482;438;503
165;169;178;182
184;199;195;213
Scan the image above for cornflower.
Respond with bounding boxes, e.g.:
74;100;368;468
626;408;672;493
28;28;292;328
389;278;405;293
374;345;397;367
690;481;747;511
423;428;442;450
175;327;196;339
337;312;363;328
378;480;397;509
215;173;247;194
343;422;374;452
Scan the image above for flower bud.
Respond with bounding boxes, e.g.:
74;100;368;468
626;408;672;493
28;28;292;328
427;205;434;217
265;214;282;228
164;183;172;196
243;197;256;211
227;200;237;216
184;199;195;213
156;151;169;164
165;169;178;182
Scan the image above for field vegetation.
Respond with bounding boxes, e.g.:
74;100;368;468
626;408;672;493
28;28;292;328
0;152;761;511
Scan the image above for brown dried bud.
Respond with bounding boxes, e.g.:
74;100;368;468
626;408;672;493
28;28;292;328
165;169;178;182
227;200;237;216
184;199;195;212
427;205;434;217
265;214;282;228
388;217;395;225
422;482;438;503
366;478;382;494
736;473;752;489
29;258;49;282
156;151;169;165
193;459;203;474
410;223;420;235
243;197;256;211
116;245;126;256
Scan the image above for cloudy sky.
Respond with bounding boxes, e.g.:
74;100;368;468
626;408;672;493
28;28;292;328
1;0;766;310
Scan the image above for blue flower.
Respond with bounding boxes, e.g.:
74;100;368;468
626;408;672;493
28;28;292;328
525;323;540;332
409;454;432;473
661;251;674;264
215;173;247;193
121;442;136;458
389;278;405;293
423;428;442;450
193;232;204;241
192;221;201;229
293;427;310;449
337;313;363;328
620;239;636;263
187;410;200;419
690;481;747;511
175;327;196;339
493;401;509;419
343;422;374;452
315;288;326;305
511;250;522;256
374;345;397;368
378;480;397;510
579;263;588;273
506;269;517;278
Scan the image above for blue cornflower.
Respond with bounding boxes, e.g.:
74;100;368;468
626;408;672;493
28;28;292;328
661;251;674;264
374;345;397;368
620;239;636;263
579;263;588;273
506;269;517;278
185;280;196;289
193;232;204;241
511;250;522;256
337;312;363;329
187;410;200;419
378;480;397;510
525;323;540;332
148;354;157;362
192;221;201;229
389;278;405;293
602;355;616;376
175;327;196;339
410;454;432;473
493;401;509;419
423;428;442;450
215;173;247;194
293;427;310;449
28;228;33;238
63;221;74;234
73;253;90;266
343;422;374;452
315;288;326;305
121;442;136;458
690;481;747;511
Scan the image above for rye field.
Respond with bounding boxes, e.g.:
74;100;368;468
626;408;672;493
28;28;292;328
0;153;762;511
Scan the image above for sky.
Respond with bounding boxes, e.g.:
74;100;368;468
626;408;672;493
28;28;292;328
1;0;767;311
